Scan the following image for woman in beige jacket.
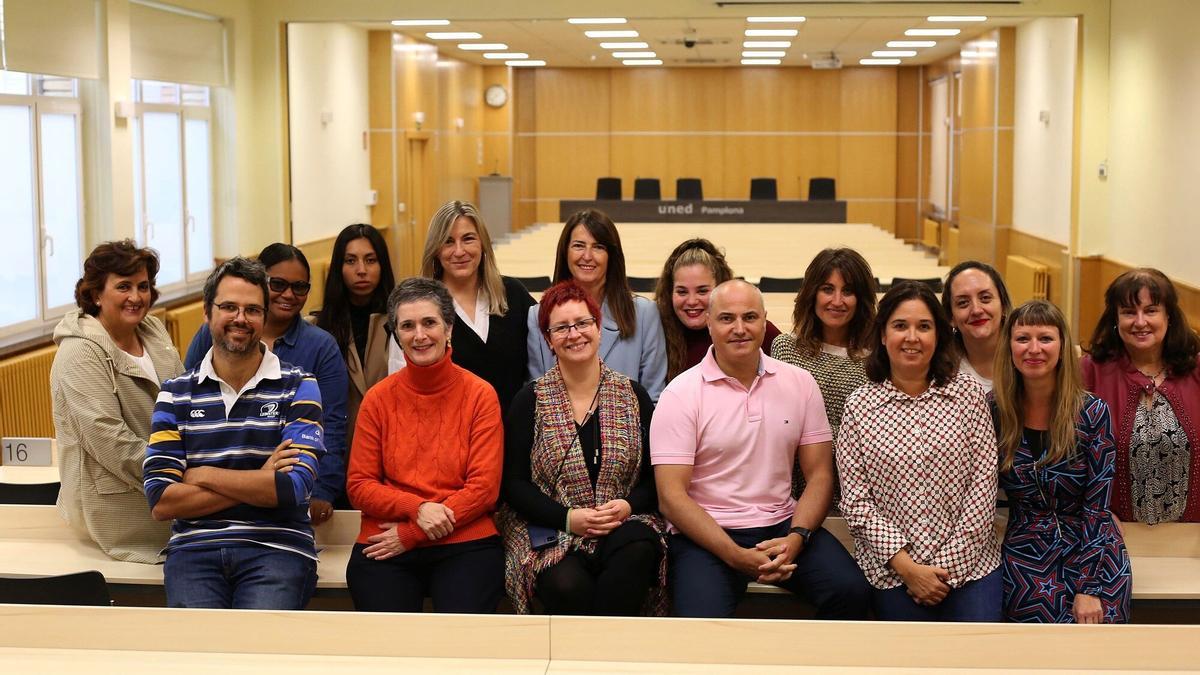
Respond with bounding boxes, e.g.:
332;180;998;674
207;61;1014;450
50;240;183;563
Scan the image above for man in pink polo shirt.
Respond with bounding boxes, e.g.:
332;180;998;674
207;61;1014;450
651;280;869;618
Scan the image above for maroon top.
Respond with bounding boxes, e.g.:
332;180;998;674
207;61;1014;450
1081;353;1200;522
682;320;783;374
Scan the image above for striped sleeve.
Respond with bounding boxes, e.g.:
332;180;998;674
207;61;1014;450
276;375;325;508
144;382;187;509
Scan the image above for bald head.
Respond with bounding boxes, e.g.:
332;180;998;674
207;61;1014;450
707;279;767;365
708;279;765;315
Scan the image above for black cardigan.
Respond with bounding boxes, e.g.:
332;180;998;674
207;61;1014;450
450;276;537;413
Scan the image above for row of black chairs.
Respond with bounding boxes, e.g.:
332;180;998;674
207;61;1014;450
596;177;837;202
514;276;944;294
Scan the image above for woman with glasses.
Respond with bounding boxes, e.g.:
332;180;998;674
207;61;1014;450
501;280;666;615
184;243;348;525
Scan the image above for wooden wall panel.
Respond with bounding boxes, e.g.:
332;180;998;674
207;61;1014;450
533;69;609;132
895;67;920;241
482;66;511;177
536;136;609;203
1008;229;1068;309
611;69;726;132
513;68;537;232
838;68;897;132
609;135;725;200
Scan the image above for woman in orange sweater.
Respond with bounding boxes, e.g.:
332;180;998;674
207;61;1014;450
346;277;505;613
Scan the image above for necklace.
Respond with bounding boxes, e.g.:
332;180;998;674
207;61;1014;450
1137;364;1166;383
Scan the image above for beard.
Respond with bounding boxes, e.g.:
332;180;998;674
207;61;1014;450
215;322;260;357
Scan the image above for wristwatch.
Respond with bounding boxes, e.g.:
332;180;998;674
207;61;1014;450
788;526;813;546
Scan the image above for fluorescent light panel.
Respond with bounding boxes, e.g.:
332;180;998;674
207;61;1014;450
623;59;662;66
742;51;786;58
426;32;482;40
905;28;961;36
483;52;528;59
507;60;546;67
612;51;656;58
743;40;791;48
585;30;639;38
974;40;998;48
745;29;798;37
741;58;781;65
567;18;626;24
458;43;508;51
860;58;900;65
888;40;936;48
872;50;916;57
391;19;449;26
600;41;649;49
746;16;805;23
928;16;987;22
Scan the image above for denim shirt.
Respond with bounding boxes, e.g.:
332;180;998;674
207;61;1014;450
185;318;349;503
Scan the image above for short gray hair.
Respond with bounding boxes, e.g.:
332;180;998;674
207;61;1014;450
387;277;455;331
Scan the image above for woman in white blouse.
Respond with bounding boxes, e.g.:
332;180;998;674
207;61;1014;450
836;280;1001;621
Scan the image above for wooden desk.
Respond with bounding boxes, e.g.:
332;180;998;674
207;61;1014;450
0;466;59;485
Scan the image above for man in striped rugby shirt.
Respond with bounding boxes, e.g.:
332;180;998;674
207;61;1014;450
144;257;325;609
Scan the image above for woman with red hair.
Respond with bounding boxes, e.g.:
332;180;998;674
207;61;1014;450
500;280;667;615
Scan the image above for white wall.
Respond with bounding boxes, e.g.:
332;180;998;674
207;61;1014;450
1107;0;1200;286
1012;18;1076;246
286;23;371;245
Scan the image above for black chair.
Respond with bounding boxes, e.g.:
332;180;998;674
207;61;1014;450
750;177;777;200
0;481;60;505
0;571;112;606
596;177;622;200
628;277;657;293
892;277;944;293
809;177;836;201
633;178;661;200
676;177;703;200
757;277;804;293
515;276;553;292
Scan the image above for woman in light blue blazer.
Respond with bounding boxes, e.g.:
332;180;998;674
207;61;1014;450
526;209;667;401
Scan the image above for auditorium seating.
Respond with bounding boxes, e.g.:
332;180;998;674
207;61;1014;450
757;277;804;293
0;570;110;606
675;177;703;200
595;177;622;201
809;177;837;201
514;276;552;292
628;277;657;292
633;178;661;201
749;177;777;200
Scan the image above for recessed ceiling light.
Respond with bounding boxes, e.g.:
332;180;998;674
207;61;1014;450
905;28;961;37
873;50;916;57
426;32;483;40
974;40;998;49
741;58;782;65
742;51;786;58
743;41;792;48
391;19;449;26
567;18;627;25
458;43;508;51
860;58;900;65
483;52;528;60
746;16;806;23
928;16;987;22
600;41;649;49
888;40;936;48
585;30;639;38
612;51;656;59
623;59;663;66
507;60;546;67
745;29;799;37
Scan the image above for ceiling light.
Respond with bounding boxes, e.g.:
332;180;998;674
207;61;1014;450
426;32;483;40
928;16;987;22
458;43;508;51
507;60;546;67
612;51;656;58
483;52;528;59
961;50;982;58
741;58;782;65
743;51;786;58
744;41;791;48
905;28;961;37
873;50;916;57
600;42;649;49
585;30;639;38
567;18;627;25
746;16;806;23
391;19;449;26
745;29;799;37
974;40;998;49
860;58;900;65
887;41;936;48
623;59;663;66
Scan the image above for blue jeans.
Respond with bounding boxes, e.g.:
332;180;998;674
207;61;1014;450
873;566;1003;621
669;520;871;618
164;546;317;610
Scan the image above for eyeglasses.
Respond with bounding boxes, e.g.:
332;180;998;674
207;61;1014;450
268;277;311;295
546;317;597;338
214;302;266;320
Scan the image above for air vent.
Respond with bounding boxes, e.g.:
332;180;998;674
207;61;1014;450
682;57;727;64
658;38;734;47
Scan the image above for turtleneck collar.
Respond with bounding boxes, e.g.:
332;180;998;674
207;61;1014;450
397;345;460;394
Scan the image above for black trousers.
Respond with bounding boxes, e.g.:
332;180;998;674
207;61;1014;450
346;535;504;613
535;520;661;616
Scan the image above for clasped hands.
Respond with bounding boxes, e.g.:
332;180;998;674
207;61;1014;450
363;501;456;561
568;499;632;538
733;534;804;584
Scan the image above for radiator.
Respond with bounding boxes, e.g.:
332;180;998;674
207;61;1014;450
1006;255;1050;304
922;218;941;249
0;345;58;440
165;301;206;357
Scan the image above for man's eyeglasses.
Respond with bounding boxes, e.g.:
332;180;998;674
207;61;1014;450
546;317;597;338
268;277;312;295
215;302;266;320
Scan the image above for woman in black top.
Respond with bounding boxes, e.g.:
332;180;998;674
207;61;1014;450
420;200;536;413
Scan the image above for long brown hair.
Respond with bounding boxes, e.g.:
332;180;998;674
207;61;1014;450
420;200;509;315
654;239;734;381
993;300;1085;471
865;281;957;386
1086;268;1199;376
553;209;636;338
790;247;877;359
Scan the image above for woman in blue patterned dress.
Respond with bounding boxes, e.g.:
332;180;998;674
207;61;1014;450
991;300;1131;623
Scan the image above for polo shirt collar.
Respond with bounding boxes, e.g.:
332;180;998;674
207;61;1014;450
197;342;282;388
275;316;304;349
699;345;773;383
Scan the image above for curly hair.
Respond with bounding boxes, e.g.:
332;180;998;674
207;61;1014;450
74;240;161;316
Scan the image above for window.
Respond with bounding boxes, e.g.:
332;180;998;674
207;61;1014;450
131;79;214;291
0;71;84;336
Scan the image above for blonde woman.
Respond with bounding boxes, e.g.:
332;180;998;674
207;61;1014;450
420;200;535;412
993;300;1131;623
